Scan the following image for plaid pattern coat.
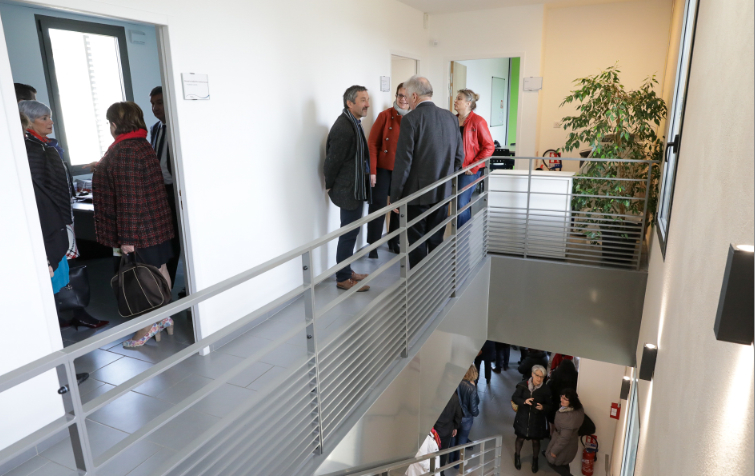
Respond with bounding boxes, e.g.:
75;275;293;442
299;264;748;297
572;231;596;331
93;137;175;248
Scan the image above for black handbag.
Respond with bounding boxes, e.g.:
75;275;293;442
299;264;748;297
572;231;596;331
55;265;91;312
111;252;171;318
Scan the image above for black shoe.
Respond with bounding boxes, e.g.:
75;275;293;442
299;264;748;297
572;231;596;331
486;378;491;385
514;453;521;470
504;364;509;371
72;310;109;330
532;455;538;473
492;366;502;374
59;318;72;329
388;242;400;254
368;250;378;259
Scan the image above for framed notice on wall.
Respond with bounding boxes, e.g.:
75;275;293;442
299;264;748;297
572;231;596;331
491;76;506;127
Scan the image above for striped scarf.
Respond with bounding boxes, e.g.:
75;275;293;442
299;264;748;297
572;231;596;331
343;108;371;203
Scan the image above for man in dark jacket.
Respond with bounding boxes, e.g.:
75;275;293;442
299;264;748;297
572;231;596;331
433;391;463;475
390;75;464;269
324;85;372;291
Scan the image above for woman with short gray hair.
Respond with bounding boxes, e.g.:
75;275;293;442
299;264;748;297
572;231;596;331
512;364;552;473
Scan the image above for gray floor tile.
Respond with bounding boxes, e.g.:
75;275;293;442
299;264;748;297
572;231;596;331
154;375;212;404
247;365;288;391
90;357;154;387
39;420;128;470
216;332;275;359
106;337;190;364
2;455;46;476
82;383;115;404
132;365;193;397
227;361;273;388
89;391;173;434
124;448;176;476
73;350;123;375
171;352;243;380
96;440;161;476
24;462;76;476
193;384;257;418
144;410;219;451
258;342;308;369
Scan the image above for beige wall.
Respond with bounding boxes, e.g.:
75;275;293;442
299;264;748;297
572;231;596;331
633;0;754;474
537;0;673;170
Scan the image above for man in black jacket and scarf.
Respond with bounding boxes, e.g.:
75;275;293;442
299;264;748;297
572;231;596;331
324;85;372;292
434;391;463;475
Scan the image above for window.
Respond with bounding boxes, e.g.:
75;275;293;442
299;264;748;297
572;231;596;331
37;16;133;172
656;0;700;256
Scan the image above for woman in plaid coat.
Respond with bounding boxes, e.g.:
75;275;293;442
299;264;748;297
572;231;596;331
93;102;175;347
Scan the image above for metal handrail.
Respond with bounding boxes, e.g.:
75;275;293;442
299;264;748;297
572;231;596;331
319;435;503;476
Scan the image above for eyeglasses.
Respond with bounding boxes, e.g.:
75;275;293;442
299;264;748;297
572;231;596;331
396;94;407;99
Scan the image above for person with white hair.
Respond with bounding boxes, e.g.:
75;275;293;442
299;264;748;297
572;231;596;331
511;364;553;473
390;75;464;269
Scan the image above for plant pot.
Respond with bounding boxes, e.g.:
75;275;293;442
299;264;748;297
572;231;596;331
601;221;642;267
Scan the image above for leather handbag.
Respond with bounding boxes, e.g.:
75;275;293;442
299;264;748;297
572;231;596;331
55;265;91;311
111;252;171;318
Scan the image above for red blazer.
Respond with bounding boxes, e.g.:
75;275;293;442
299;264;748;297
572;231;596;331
460;111;495;173
92;137;175;248
368;107;403;172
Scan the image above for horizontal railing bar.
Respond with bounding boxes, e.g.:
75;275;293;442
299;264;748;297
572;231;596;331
487;227;642;245
488;206;644;220
489;189;647;200
234;418;319;476
488;217;645;232
405;209;456;256
408;245;454;295
519;156;658;163
0;414;74;468
93;324;310;468
319;300;403;362
408;282;454;335
313;229;401;285
490;231;641;250
408;263;454;312
405;233;455;276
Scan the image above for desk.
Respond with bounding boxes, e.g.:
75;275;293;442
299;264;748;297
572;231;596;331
488;170;575;259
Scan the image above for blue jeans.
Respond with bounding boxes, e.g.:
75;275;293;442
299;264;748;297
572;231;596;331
457;171;481;228
448;416;474;465
336;206;363;282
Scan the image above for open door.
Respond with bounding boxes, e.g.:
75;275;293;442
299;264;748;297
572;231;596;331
449;61;467;110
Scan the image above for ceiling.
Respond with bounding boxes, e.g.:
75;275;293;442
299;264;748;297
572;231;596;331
396;0;639;14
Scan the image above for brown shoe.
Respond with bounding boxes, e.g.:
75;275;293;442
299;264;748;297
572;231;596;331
351;271;368;281
337;278;370;292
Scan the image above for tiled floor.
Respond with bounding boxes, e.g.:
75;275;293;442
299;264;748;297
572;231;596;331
2;244;403;476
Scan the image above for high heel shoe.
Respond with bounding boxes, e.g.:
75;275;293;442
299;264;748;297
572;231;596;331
122;323;161;348
72;310;109;330
514;453;521;470
159;317;174;336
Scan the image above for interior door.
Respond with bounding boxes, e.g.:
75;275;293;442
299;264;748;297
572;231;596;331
450;61;467;111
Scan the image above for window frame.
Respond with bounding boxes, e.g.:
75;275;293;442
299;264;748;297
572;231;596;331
656;0;701;258
35;15;134;174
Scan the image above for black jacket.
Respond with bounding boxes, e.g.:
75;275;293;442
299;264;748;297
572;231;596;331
518;350;549;380
434;391;463;437
457;380;480;418
324;113;370;211
512;381;552;440
390;101;464;206
25;134;72;271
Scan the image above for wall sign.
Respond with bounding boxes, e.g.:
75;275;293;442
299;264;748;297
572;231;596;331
181;73;210;100
523;77;543;91
380;76;390;92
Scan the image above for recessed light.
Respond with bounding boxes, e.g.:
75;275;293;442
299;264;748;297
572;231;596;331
735;244;754;252
623;376;631;381
645;343;657;349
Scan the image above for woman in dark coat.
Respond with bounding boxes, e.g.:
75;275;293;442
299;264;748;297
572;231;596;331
547;359;579;423
512;364;552;473
546;388;585;476
93;101;175;348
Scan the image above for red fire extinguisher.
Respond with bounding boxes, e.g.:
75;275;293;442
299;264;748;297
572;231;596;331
581;435;598;476
541;149;563;171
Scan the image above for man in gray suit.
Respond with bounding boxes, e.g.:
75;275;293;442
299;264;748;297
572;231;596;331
390;76;464;269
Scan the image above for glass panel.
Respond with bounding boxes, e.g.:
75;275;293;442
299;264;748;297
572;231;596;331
49;29;126;165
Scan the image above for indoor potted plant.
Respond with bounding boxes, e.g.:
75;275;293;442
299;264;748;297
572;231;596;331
558;65;667;264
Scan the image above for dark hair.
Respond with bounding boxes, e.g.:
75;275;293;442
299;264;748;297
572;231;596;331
395;82;404;96
560;388;583;410
558;359;577;375
150;86;163;98
106;101;147;135
343;85;367;108
14;83;37;102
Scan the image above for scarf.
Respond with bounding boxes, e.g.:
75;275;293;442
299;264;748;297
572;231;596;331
27;128;49;143
107;129;148;153
527;378;543;393
430;428;442;449
558;406;575;413
394;101;410;116
343;108;371;203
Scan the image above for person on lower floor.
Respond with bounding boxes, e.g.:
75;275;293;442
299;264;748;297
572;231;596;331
474;340;496;384
324;85;372;291
547;359;579;424
512;364;552;473
546;388;585;476
405;428;441;476
453;89;494;228
366;82;409;258
493;341;511;372
433;389;463;476
390;75;463;270
449;365;480;469
519;348;549;381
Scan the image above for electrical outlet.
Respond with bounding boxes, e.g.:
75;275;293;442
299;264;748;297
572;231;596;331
553;121;561;128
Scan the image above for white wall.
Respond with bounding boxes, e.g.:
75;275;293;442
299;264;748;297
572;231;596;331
574;358;626;475
426;4;544;162
0;1;162;132
633;0;755;473
537;0;673;171
457;58;509;146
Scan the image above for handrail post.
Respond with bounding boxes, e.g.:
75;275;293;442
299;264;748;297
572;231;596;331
450;174;459;298
637;161;653;270
301;250;324;453
460;445;466;473
63;361;95;472
494;435;503;475
483;160;490;256
523;158;533;259
399;203;409;358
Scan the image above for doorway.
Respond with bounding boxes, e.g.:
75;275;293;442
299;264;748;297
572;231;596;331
449;57;520;152
1;1;196;351
391;54;417;90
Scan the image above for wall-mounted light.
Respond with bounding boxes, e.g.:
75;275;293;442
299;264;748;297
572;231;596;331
639;344;657;381
714;244;754;345
620;376;631;400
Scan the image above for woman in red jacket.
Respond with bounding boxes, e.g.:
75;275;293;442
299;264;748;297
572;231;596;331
93;102;175;348
366;83;410;258
454;89;495;228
